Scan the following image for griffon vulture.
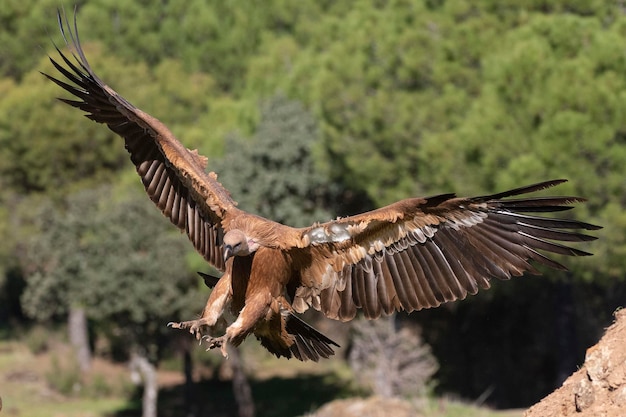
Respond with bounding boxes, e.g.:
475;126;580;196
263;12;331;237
45;12;600;361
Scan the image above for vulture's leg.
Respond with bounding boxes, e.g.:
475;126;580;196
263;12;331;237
168;272;232;339
203;292;272;357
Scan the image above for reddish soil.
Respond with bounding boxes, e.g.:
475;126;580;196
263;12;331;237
524;308;626;417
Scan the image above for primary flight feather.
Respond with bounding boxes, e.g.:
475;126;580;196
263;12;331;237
45;11;600;361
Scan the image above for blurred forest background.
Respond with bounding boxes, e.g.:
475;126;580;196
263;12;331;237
0;1;625;416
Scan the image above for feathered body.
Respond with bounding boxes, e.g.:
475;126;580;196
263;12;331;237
45;11;600;361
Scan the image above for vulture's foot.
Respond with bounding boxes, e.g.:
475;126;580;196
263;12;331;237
202;335;229;358
167;318;212;340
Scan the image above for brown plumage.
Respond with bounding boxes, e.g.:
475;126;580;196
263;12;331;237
45;12;600;361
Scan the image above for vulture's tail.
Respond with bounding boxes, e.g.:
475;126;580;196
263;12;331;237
256;313;339;362
285;313;339;361
198;271;340;361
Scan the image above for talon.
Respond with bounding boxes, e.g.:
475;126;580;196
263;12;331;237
202;335;228;357
168;319;210;340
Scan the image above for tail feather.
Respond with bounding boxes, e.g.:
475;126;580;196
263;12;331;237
284;313;339;361
258;313;339;361
199;271;339;361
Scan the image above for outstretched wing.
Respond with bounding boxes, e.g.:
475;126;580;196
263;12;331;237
44;10;235;270
294;179;600;321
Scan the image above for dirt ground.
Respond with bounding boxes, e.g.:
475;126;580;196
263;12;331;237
524;308;626;417
306;396;421;417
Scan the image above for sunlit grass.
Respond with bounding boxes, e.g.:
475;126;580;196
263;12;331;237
2;397;128;417
0;339;130;417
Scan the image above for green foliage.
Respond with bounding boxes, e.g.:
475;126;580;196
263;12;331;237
44;353;133;398
214;95;339;227
21;186;196;345
0;46;226;197
24;324;51;354
242;0;626;211
86;373;114;398
0;55;126;196
84;372;135;399
0;0;65;78
245;0;479;202
72;0;328;92
46;354;82;396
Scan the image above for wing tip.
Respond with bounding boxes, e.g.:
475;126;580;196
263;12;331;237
478;179;570;201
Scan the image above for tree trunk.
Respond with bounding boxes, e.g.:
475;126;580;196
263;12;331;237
68;306;91;373
130;352;158;417
228;345;255;417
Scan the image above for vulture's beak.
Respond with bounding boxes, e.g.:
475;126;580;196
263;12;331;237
223;245;233;263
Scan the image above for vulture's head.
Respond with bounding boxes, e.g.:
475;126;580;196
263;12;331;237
223;230;260;262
